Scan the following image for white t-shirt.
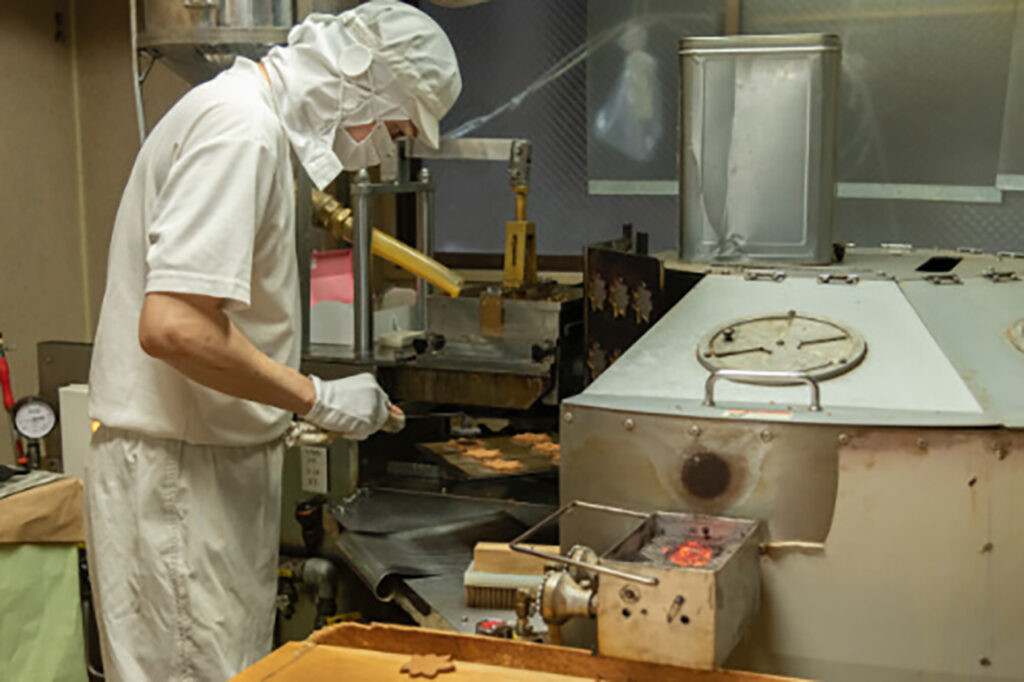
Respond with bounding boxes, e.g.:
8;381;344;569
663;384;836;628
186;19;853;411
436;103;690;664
89;58;300;447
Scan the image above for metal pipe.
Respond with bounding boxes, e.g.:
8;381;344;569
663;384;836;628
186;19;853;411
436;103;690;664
310;189;463;297
301;557;339;605
416;167;435;330
129;0;146;144
280;556;339;630
513;186;528;221
352;170;373;359
296;171;314;353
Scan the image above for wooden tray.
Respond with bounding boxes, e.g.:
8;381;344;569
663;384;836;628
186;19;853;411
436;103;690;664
232;622;809;681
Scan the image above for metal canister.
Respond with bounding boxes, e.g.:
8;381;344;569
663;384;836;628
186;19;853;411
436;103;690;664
678;34;840;264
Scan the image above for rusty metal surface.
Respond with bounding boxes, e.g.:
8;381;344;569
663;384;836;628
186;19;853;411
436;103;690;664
382;366;550;410
559;406;840;545
725;426;1024;680
598;512;761;669
478;293;505;337
562;415;1024;679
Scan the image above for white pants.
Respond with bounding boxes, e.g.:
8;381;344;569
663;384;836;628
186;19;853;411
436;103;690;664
84;427;283;682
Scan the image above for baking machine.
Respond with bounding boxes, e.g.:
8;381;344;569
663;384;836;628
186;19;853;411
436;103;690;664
558;247;1024;681
544;33;1024;680
304;137;584;411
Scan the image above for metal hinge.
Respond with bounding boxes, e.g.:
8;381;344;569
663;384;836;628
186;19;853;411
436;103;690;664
997;251;1024;260
882;242;913;251
957;246;984;254
744;269;786;282
923;273;963;285
982;268;1021;283
817;272;860;285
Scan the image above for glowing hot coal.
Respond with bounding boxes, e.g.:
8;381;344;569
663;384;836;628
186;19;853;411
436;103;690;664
663;540;714;567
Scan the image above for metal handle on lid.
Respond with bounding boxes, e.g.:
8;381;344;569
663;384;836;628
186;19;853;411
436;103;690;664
703;369;822;412
509;500;659;586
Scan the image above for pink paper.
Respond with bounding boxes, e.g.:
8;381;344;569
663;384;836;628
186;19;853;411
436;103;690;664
311;249;354;306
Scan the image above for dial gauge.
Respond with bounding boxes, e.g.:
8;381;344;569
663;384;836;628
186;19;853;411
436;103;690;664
12;398;57;440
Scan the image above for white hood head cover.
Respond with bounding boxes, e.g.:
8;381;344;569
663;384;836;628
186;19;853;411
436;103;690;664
263;0;462;189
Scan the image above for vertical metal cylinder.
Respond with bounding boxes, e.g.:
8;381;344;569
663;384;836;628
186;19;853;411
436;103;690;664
295;170;313;353
353;170;373;359
416;167;435;330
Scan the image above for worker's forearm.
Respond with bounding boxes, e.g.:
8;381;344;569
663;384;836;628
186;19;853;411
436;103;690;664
140;293;315;415
160;323;315;415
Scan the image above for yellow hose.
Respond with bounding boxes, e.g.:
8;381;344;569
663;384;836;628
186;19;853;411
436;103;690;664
312;189;463;298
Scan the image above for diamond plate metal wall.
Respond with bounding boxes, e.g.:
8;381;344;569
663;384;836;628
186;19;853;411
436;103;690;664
744;0;1016;185
423;0;679;255
427;0;1024;257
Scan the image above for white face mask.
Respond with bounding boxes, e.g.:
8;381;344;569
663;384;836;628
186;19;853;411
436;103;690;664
333;121;396;171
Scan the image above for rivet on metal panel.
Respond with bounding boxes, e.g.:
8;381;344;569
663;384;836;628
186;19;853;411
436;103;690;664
837;433;850;445
624;418;635;431
564;411;574;423
688;425;701;437
916;438;928;451
980;542;994;554
45;356;53;364
760;430;773;443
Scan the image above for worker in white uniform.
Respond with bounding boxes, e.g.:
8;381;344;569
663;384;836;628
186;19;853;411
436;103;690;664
84;2;461;680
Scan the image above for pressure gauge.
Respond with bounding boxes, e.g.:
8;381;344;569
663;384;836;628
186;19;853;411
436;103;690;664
12;397;57;440
697;310;867;383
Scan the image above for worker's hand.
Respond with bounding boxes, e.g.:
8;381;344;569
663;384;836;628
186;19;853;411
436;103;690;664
382;403;406;433
302;373;395;441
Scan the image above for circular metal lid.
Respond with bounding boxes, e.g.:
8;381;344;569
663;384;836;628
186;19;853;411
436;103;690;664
697;311;867;383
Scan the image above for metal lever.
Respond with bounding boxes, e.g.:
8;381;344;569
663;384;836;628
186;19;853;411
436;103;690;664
509;500;660;586
703;369;822;412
